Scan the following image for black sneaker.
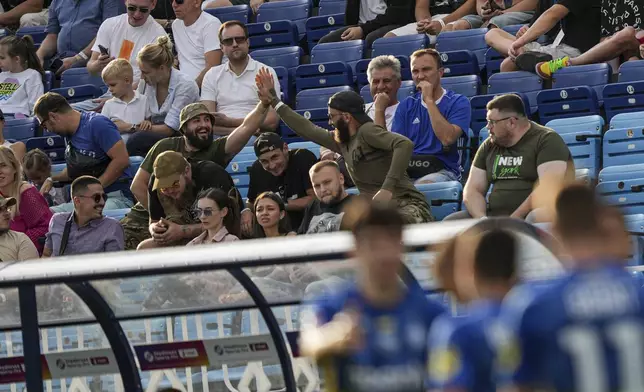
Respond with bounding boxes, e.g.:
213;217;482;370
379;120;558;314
515;52;553;73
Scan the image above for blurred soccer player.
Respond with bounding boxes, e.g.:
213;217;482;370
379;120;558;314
428;229;519;392
298;200;445;392
495;184;644;392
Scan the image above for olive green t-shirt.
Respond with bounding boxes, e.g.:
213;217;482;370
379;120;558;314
473;122;573;216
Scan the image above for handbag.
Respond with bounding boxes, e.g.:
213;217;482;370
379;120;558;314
65;141;111;180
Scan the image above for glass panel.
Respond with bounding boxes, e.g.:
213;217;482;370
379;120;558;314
35;284;94;324
0;288;20;328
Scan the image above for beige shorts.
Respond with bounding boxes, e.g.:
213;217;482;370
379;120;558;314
523;42;582;59
387;15;449;44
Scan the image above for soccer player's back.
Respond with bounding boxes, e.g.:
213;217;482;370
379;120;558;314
496;184;644;392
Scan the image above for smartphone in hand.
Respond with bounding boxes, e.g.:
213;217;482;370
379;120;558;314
98;45;109;56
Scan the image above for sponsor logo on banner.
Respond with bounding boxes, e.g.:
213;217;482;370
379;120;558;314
0;356;50;384
203;334;278;366
135;341;209;371
45;349;118;378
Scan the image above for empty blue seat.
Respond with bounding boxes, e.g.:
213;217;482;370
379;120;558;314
610;111;644;130
247;21;298;51
44;71;53;92
296;62;352;92
256;0;310;40
545;115;603;180
469;92;530;135
484;47;504;78
436;28;487;70
442;75;480;98
250;46;301;72
479;127;489;144
603;81;644;123
397;80;417;101
440;50;479;77
371;34;428;59
60;68;106;91
599;163;644;182
537;86;599;124
16;26;46;44
25;135;66;163
226;159;255;175
288;141;321;158
4;118;37;142
293;108;332;131
310;40;363;74
305;14;344;50
318;0;346;15
487;71;542;113
204;5;251;23
360;84;371;102
618;60;644;83
597;165;644;215
552;63;610;102
273;66;291;103
295;85;352;109
50;84;103;103
416;181;462;221
624;213;644;265
603;127;644;168
231;152;256;162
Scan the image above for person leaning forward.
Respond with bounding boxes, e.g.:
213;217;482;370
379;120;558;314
255;68;432;224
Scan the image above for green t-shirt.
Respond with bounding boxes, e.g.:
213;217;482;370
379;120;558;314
473;122;572;216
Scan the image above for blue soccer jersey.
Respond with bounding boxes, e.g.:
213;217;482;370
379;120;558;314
495;265;644;392
306;284;445;392
427;300;501;392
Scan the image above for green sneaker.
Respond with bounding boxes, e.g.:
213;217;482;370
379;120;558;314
536;57;571;79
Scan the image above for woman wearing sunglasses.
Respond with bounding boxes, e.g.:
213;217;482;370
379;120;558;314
187;188;240;245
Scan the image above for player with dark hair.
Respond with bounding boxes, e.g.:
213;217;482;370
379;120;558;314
428;228;519;392
495;183;644;392
298;200;444;392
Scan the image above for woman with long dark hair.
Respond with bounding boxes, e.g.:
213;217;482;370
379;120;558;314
188;187;241;245
251;191;295;238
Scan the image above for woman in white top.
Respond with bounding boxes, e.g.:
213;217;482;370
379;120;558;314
0;36;44;117
127;36;199;157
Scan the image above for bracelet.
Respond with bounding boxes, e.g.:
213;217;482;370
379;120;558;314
438;19;446;28
77;51;88;61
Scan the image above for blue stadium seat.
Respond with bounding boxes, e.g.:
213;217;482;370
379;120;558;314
355;56;410;90
273;66;291;104
104;208;130;220
610;111;644;129
501;24;524;36
469;93;530;135
293;108;332;131
247;21;298;50
371;34;428;58
16;26;46;44
440;50;479;77
295;62;353;92
484;47;504;78
618;60;644;83
442;75;480;98
129;156;144;173
60;68;106;91
487;71;542;113
552;63;610;103
231;152;256;162
597;165;644;215
360;84;371;102
240;146;255;155
25;135;66;163
250;46;301;72
305;14;344;50
436;28;488;71
310;40;363;75
288;141;321;158
479;127;489;144
537;86;600;124
227;159;254;175
204;5;251;23
397;80;417;101
603;81;644;123
295;85;352;109
603;127;644;168
50;84;103;103
416;181;462;221
624;213;644;265
545;115;603;181
318;0;346;15
256;0;310;40
44;71;53;92
4;118;37;142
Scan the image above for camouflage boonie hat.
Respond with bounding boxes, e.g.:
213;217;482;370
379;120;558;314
179;103;215;131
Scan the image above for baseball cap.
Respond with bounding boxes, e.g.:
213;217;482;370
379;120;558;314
328;91;373;125
179;103;215;131
0;196;16;209
254;132;285;157
152;151;188;191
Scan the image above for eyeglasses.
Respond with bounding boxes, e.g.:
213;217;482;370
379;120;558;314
486;116;515;127
126;5;150;13
37;116;50;129
221;36;247;46
192;208;215;219
78;193;108;203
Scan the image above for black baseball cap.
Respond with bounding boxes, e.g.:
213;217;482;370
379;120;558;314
328;91;373;125
254;132;285;157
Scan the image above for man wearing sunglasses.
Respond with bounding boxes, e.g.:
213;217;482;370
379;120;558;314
0;196;38;262
201;20;281;136
43;176;124;257
75;0;167;112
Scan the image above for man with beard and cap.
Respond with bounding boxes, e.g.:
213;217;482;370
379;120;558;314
133;151;241;250
121;101;268;249
240;132;317;236
255;68;433;224
0;196;38;261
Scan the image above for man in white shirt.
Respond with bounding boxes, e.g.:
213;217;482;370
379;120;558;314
201;20;280;136
171;0;223;87
364;55;401;131
75;0;166;112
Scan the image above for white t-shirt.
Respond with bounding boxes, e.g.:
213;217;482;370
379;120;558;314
201;56;281;119
172;12;222;81
0;69;43;116
92;14;167;82
101;91;149;127
364;102;399;131
359;0;387;24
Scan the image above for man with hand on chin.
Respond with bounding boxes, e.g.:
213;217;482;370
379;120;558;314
255;68;432;224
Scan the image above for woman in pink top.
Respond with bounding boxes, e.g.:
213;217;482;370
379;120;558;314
0;146;52;255
187;188;241;245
